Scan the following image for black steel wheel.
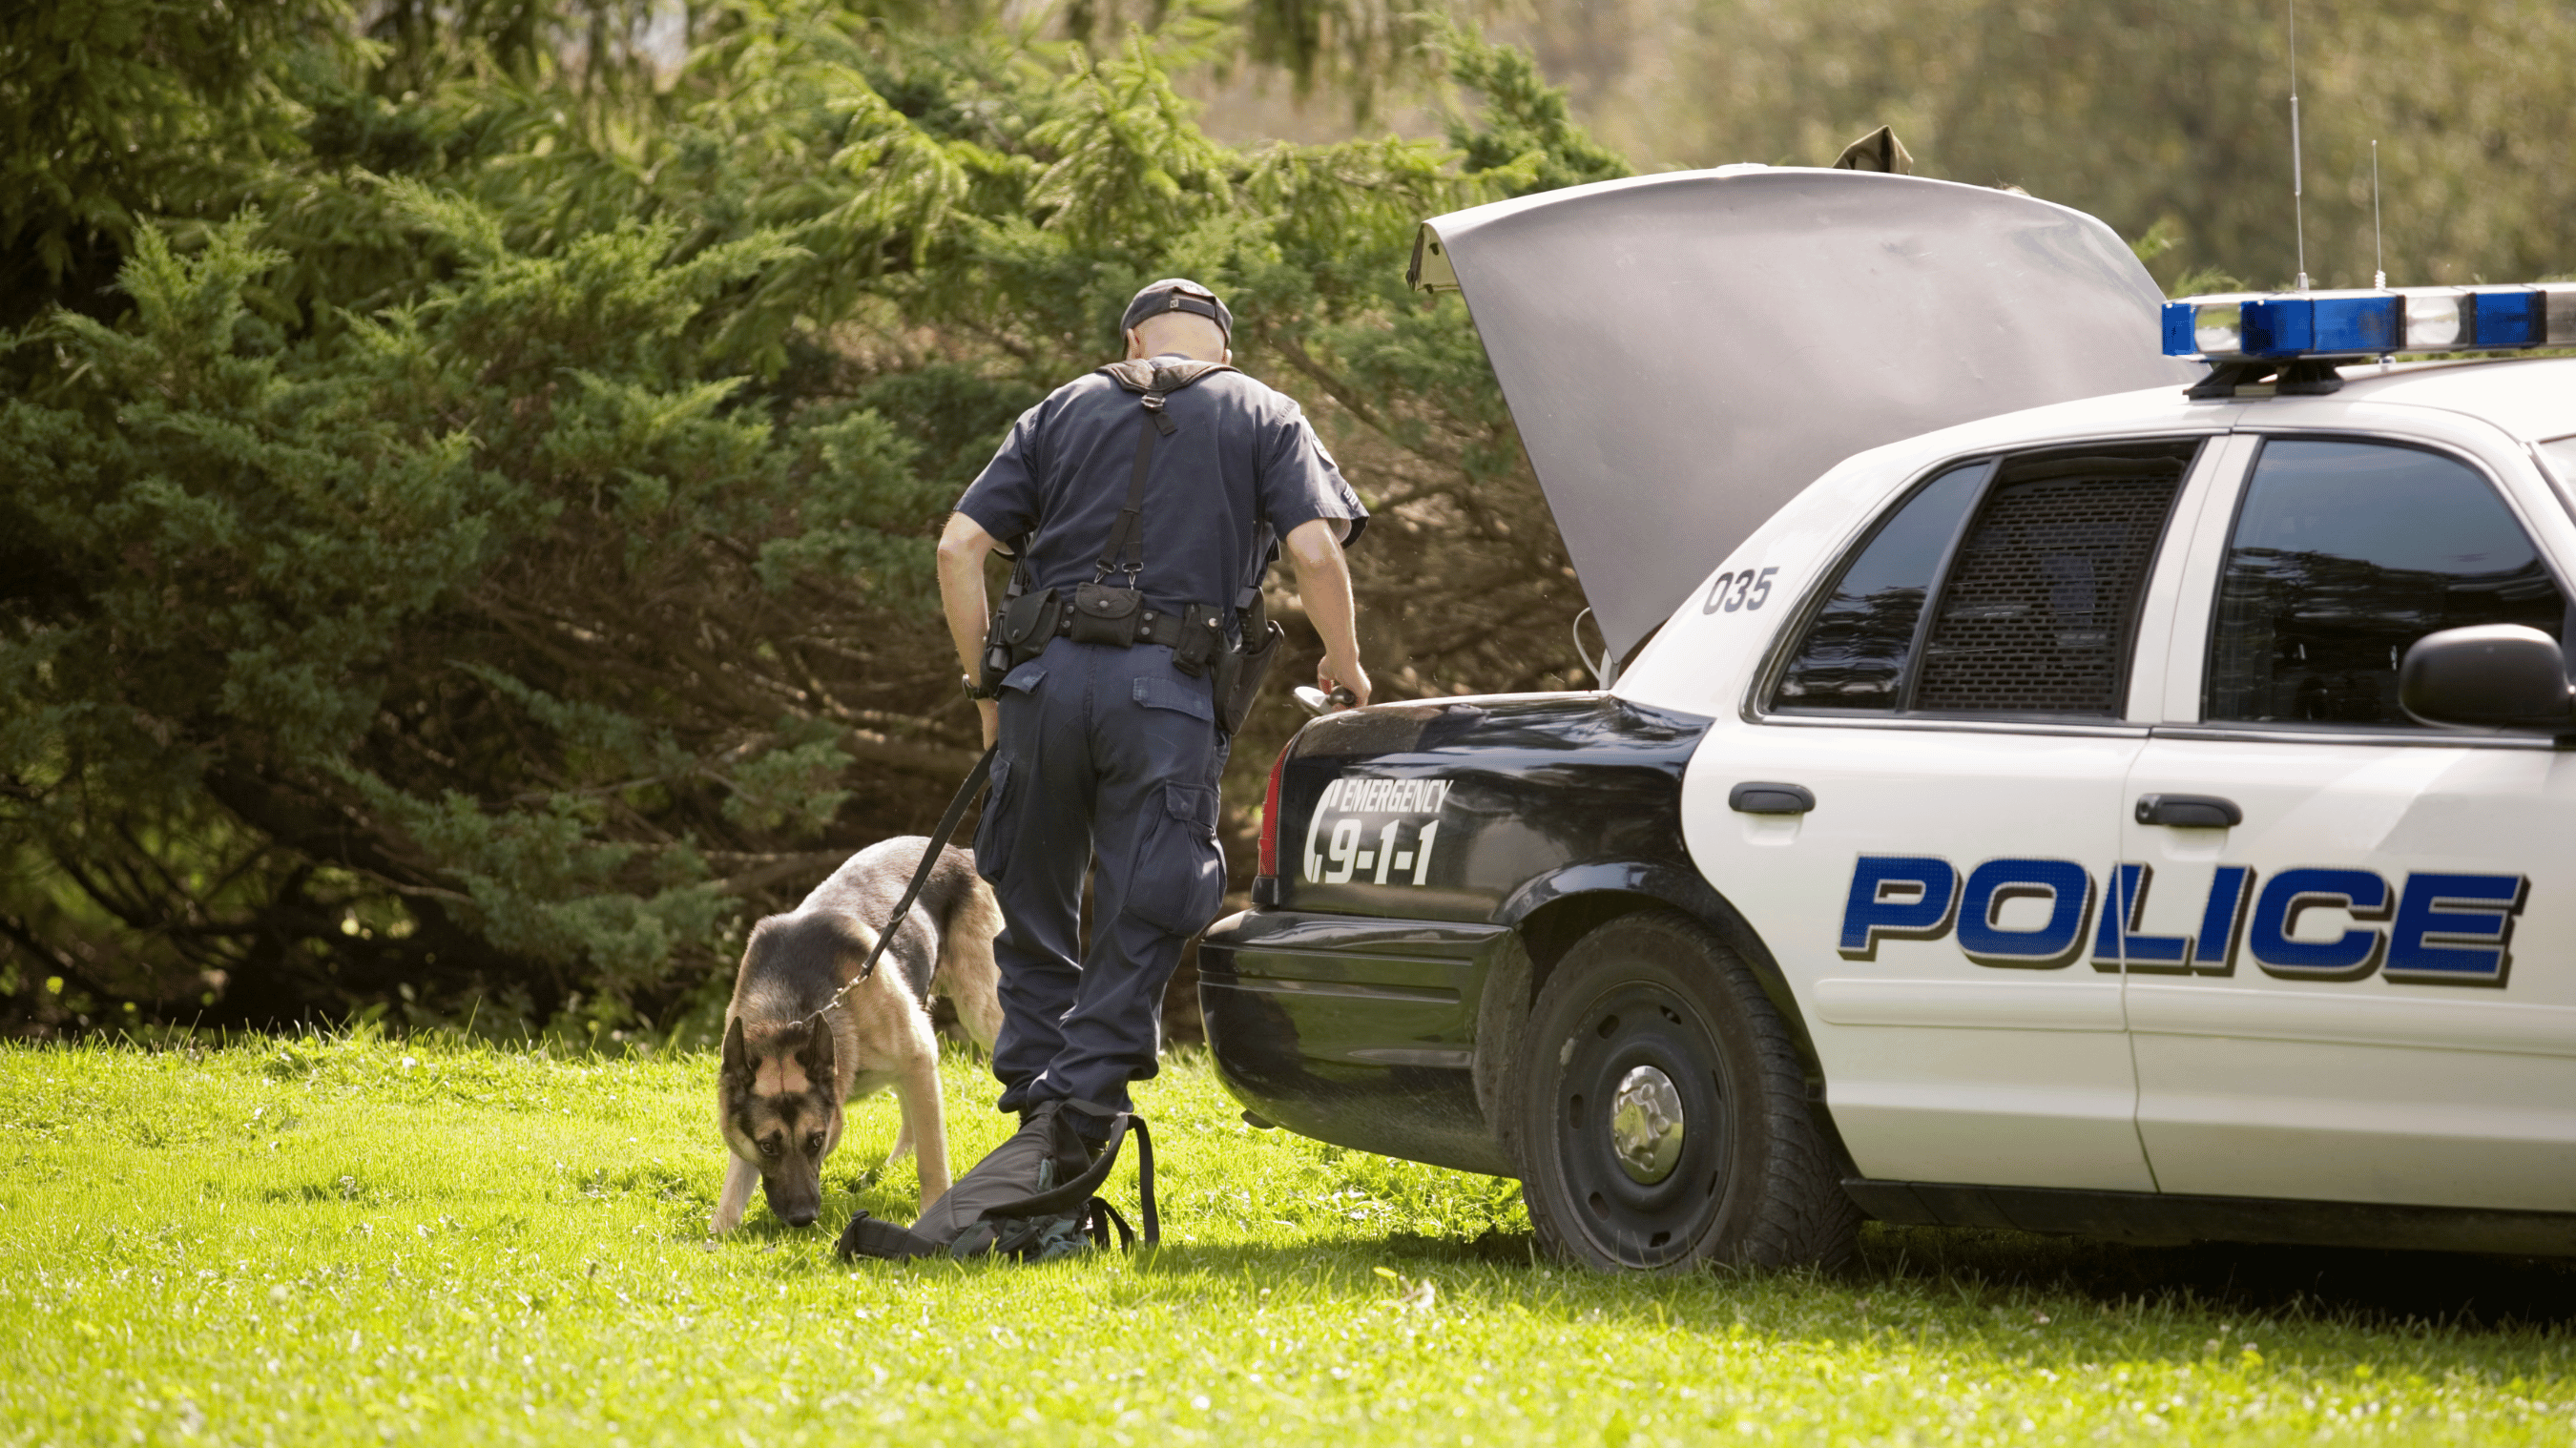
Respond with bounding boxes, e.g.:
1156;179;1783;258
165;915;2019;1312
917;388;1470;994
1513;910;1856;1272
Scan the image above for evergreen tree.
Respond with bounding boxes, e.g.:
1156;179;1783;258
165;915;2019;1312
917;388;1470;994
0;2;1612;1038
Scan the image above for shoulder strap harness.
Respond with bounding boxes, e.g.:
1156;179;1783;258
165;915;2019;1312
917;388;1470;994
1091;359;1235;585
994;361;1234;605
983;360;1286;729
1099;360;1278;635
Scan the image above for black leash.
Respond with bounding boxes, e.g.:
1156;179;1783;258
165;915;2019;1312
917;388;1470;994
800;745;996;1028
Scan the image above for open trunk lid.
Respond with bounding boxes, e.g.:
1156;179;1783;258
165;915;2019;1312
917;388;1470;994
1409;166;2194;661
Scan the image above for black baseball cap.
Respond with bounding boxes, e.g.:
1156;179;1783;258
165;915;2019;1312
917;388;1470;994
1121;279;1232;341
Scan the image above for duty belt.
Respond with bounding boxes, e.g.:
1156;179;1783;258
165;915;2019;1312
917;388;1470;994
1058;596;1230;653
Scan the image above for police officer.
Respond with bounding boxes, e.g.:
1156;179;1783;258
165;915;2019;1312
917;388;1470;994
935;279;1369;1147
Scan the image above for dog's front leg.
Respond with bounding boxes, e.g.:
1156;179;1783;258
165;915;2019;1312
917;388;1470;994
893;1040;951;1210
712;1155;758;1234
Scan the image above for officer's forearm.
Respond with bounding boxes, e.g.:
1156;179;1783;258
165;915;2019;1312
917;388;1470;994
1297;558;1361;667
937;511;998;680
1286;519;1365;702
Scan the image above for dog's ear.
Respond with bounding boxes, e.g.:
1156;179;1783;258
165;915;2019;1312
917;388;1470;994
796;1018;834;1079
721;1016;752;1085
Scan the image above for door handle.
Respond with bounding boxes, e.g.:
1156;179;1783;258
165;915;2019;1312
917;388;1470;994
2135;793;2242;828
1730;781;1816;815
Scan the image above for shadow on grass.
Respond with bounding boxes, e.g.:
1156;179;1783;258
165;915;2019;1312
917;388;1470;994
1154;1217;2576;1334
1153;1228;2570;1305
1858;1224;2576;1330
772;1214;2576;1388
783;1143;2576;1335
800;1184;2576;1334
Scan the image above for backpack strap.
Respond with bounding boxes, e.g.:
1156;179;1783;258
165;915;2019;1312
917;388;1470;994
832;1106;1158;1262
966;1110;1157;1242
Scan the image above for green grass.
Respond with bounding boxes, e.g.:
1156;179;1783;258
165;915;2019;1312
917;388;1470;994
4;1036;2572;1445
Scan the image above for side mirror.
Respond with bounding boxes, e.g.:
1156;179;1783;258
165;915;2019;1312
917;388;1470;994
2397;625;2576;732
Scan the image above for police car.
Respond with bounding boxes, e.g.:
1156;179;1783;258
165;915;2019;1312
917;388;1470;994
1197;165;2576;1271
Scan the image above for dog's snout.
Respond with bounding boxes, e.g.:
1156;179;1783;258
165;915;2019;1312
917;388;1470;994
761;1169;823;1228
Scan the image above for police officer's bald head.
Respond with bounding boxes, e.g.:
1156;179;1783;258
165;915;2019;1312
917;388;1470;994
1122;279;1232;364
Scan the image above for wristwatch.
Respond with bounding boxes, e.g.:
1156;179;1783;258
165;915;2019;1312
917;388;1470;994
962;673;1001;702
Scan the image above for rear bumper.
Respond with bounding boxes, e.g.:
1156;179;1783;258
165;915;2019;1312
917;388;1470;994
1198;907;1516;1176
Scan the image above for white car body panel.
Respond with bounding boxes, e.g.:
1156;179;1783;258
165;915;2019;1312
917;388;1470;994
2118;389;2576;1210
2118;737;2576;1209
1693;724;2151;1189
1625;356;2576;1203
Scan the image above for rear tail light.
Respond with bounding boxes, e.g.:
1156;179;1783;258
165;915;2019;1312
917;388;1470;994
1255;738;1292;885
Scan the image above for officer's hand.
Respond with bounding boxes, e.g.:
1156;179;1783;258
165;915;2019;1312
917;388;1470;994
978;698;999;748
1319;654;1369;710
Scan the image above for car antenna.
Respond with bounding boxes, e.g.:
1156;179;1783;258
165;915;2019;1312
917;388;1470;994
2371;138;2385;288
2287;0;2311;289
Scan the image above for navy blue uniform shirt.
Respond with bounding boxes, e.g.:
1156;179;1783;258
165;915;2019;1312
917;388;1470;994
956;359;1366;617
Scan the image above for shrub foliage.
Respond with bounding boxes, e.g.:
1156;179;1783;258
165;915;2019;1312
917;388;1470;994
0;1;1608;1035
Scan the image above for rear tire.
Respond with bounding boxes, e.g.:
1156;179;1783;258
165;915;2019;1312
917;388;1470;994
1512;910;1857;1272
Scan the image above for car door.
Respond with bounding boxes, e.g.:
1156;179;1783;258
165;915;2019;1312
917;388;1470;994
2120;429;2576;1210
1693;435;2222;1191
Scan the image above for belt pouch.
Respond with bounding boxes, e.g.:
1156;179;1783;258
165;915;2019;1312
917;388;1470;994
1000;587;1062;665
1216;619;1284;734
1069;581;1143;647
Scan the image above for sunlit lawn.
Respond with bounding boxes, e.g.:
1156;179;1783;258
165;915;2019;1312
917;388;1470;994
4;1034;2572;1445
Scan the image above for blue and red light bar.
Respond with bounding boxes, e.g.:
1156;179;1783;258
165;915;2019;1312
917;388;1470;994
2163;284;2576;360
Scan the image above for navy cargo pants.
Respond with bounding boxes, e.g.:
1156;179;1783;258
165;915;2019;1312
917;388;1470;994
974;635;1229;1118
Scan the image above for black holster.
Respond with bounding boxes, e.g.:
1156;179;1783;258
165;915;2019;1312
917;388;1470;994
1215;617;1283;734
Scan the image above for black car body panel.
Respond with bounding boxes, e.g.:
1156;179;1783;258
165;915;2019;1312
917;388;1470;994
1201;693;1735;1175
1264;693;1713;922
1197;909;1513;1173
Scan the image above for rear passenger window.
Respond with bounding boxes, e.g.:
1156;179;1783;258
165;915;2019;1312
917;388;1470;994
1773;462;1985;709
2206;439;2565;728
1774;441;2198;717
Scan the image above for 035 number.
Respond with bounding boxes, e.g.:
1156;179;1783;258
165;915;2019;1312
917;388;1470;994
1701;565;1777;615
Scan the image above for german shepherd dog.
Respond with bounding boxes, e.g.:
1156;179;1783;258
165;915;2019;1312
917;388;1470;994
712;837;1003;1232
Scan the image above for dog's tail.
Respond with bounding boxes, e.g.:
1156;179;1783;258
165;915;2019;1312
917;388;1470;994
930;847;1004;1052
